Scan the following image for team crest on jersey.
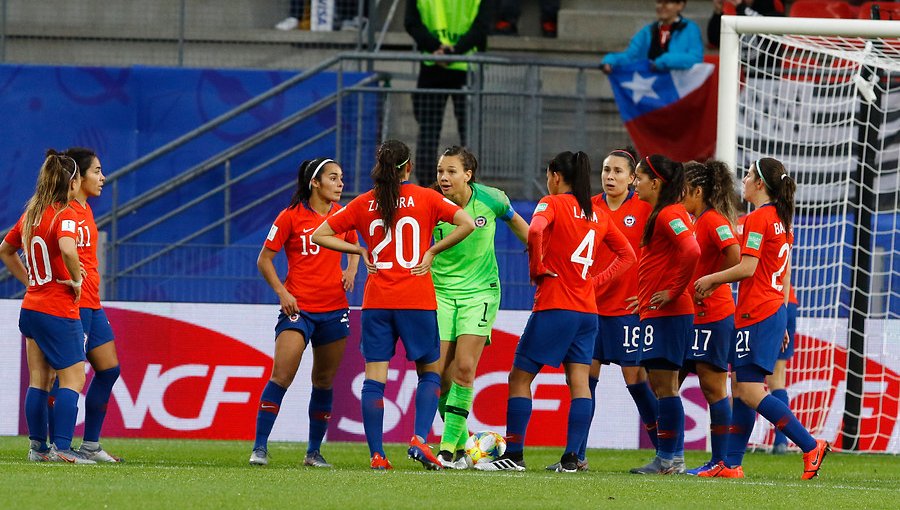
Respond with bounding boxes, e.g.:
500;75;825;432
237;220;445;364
669;218;688;235
288;313;300;322
474;216;487;228
746;232;763;249
624;215;636;227
716;225;734;241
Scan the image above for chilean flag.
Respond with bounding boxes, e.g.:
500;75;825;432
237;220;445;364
608;58;719;162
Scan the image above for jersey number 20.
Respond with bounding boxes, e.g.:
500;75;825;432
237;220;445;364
369;218;421;269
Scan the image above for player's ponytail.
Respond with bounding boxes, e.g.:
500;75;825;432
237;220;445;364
288;157;334;209
441;146;478;182
549;150;594;221
684;159;739;225
639;154;685;246
372;139;410;228
23;149;78;245
757;157;795;232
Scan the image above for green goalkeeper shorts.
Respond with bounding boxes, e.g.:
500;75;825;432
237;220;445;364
436;290;500;344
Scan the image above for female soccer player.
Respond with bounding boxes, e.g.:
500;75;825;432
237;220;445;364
680;160;740;475
312;140;475;470
430;146;529;469
558;147;657;472
696;157;830;480
49;147;123;462
629;154;699;475
480;151;635;472
249;157;360;468
0;151;93;463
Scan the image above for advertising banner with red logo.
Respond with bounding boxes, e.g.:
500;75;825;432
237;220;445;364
1;300;898;452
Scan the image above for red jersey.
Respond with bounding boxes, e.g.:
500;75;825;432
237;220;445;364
690;209;738;324
737;214;797;306
637;204;700;319
265;202;358;313
4;206;80;319
735;205;791;327
326;183;460;310
70;200;101;309
592;191;652;316
531;194;633;314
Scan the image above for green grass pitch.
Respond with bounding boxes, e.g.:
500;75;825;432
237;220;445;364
1;437;898;509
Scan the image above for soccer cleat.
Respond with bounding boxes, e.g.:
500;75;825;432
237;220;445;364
249;447;269;466
27;447;51;462
629;456;679;475
303;450;332;468
370;453;393;470
685;460;718;476
546;458;589;472
555;452;580;473
772;443;789;455
407;436;442;471
698;461;744;478
77;443;123;463
801;439;831;480
438;450;468;469
473;454;526;472
671;456;686;474
49;446;97;464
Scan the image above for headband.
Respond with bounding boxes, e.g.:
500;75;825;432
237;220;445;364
610;149;637;166
755;158;772;189
396;157;410;169
66;156;78;181
644;156;666;182
308;158;334;189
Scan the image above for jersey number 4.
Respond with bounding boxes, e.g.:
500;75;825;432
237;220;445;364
570;230;596;279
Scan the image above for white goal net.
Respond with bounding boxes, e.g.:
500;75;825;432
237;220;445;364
717;16;900;453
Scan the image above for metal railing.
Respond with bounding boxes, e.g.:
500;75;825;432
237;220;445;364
0;51;629;304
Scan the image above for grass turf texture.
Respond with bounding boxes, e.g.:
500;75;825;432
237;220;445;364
1;437;897;509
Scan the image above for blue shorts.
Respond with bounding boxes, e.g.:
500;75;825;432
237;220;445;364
361;309;440;363
639;315;693;370
275;308;350;348
734;305;787;375
594;314;642;366
19;309;85;370
81;308;115;352
684;316;734;372
778;302;798;361
514;310;597;373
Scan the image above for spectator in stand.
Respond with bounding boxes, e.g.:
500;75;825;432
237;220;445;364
601;0;704;74
707;0;784;48
405;0;495;185
493;0;560;38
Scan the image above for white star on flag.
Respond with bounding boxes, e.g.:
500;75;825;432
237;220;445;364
621;72;659;104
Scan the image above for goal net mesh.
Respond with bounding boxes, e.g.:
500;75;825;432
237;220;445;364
732;31;900;453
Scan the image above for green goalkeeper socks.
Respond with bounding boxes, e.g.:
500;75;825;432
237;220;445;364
440;382;474;453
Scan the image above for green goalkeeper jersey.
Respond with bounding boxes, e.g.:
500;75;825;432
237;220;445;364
432;182;515;296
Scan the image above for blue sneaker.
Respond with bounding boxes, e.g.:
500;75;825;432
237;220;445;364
685;460;718;476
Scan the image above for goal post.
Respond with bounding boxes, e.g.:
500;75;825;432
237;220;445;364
716;15;900;453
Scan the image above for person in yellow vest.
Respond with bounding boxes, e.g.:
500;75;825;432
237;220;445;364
405;0;495;185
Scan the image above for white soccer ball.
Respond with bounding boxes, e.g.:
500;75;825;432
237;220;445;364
464;431;507;466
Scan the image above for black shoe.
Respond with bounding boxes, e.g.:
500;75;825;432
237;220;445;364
556;452;579;473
